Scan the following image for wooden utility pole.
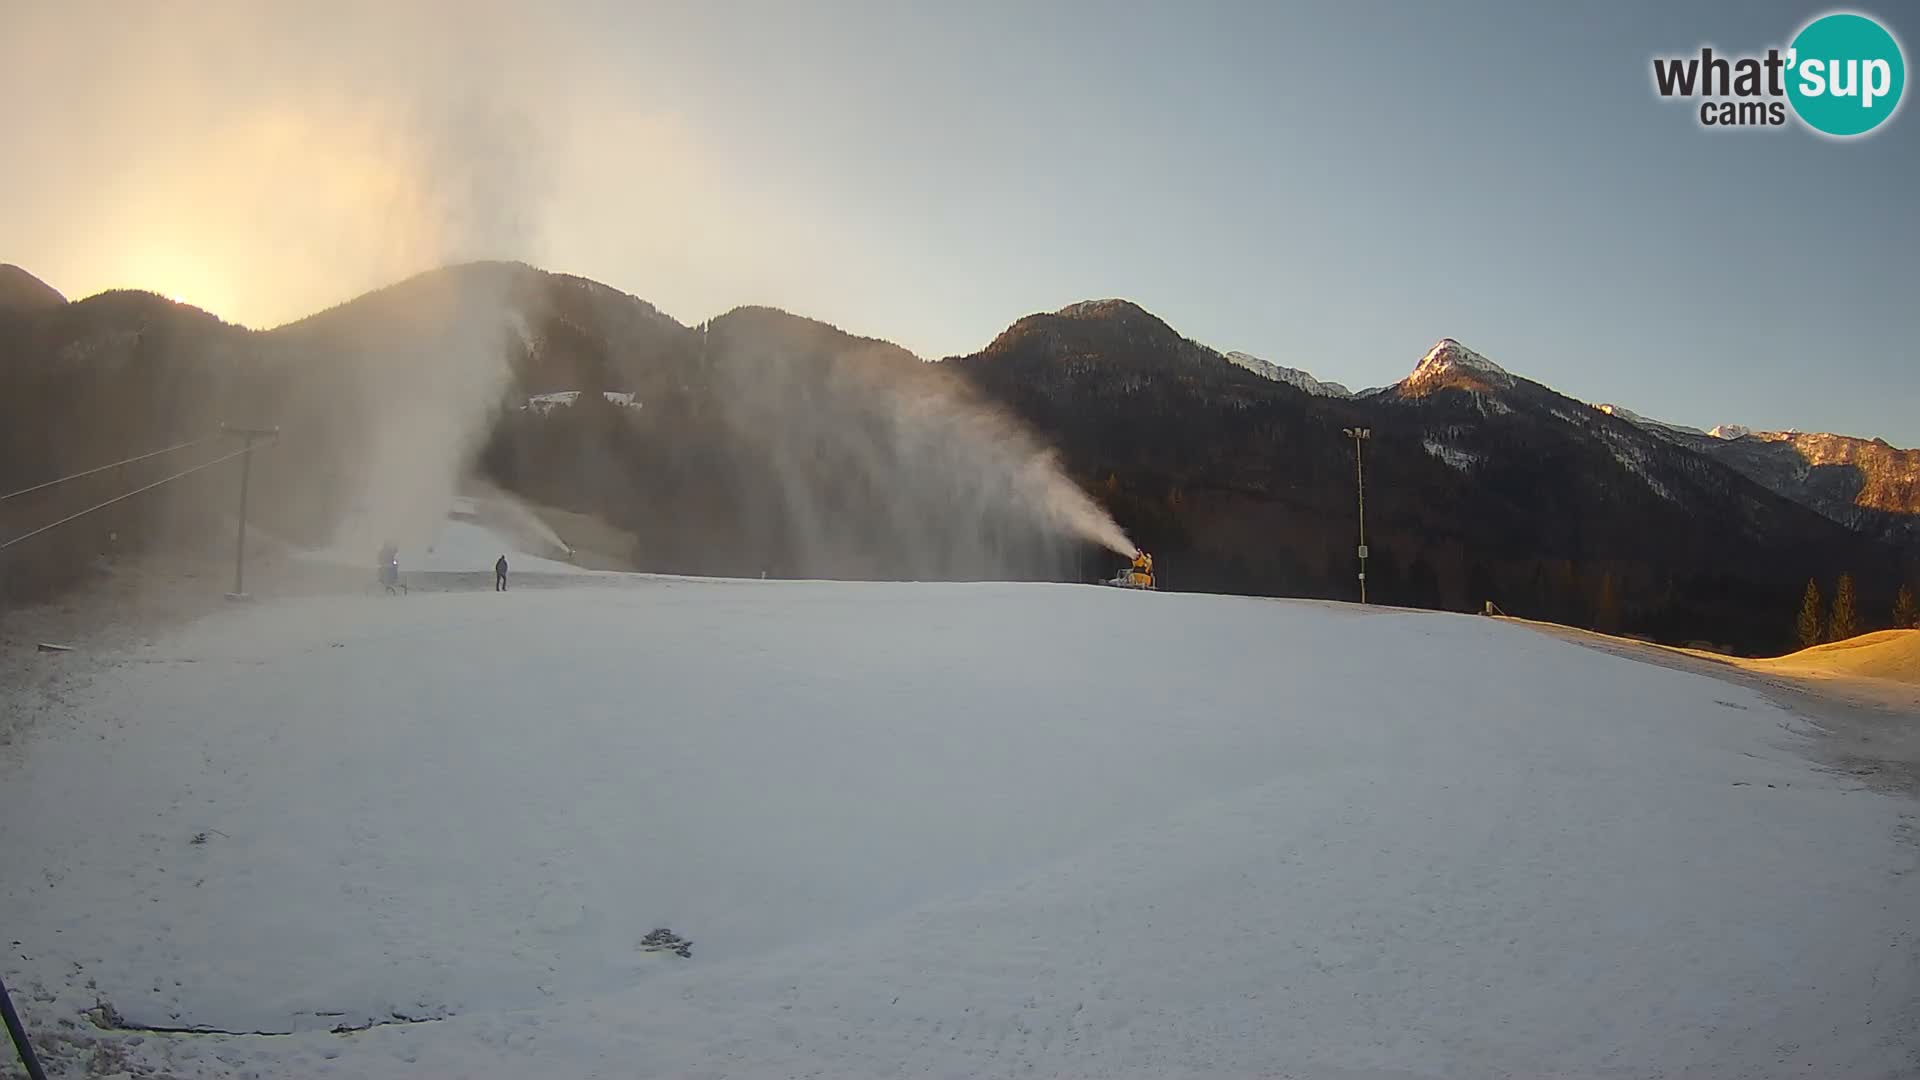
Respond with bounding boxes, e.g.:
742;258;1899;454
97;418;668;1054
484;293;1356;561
221;425;279;600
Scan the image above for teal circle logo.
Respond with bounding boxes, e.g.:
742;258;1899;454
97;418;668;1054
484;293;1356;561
1787;12;1906;136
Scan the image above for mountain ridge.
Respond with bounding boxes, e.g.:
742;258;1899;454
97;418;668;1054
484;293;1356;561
948;300;1912;652
1222;351;1352;398
11;259;1908;455
4;259;1913;649
0;263;65;312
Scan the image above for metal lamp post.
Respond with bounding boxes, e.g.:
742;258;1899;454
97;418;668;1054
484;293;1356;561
1342;427;1371;603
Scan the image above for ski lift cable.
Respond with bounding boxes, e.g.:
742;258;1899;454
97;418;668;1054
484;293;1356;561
0;435;221;503
0;443;254;553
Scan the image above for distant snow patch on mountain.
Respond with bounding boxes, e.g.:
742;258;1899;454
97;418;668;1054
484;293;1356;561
1613;450;1677;502
1054;299;1144;320
523;391;642;414
1422;436;1478;473
1474;393;1512;417
1596;403;1707;441
1593;424;1678;502
1221;351;1352;397
1710;424;1753;440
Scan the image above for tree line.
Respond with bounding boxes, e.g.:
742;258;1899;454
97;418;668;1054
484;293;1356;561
1796;574;1918;648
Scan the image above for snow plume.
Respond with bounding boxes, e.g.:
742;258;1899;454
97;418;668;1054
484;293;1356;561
1024;454;1138;558
0;1;567;562
297;41;551;559
337;290;512;556
702;312;1133;579
260;264;523;561
211;47;554;559
470;478;574;561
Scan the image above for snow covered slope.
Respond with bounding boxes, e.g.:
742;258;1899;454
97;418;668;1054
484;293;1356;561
1398;337;1515;394
1595;401;1709;440
297;511;590;576
1222;351;1352;397
2;581;1916;1077
416;517;582;573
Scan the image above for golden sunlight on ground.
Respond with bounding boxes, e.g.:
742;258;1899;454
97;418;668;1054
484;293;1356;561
1750;629;1920;685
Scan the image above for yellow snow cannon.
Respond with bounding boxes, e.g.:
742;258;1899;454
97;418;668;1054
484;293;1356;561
1109;550;1156;590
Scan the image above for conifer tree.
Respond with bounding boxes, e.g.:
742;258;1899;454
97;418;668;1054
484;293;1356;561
1828;573;1859;643
1892;583;1918;630
1796;578;1823;649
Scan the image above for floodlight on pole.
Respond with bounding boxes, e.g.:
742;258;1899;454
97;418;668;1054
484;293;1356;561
1342;427;1371;604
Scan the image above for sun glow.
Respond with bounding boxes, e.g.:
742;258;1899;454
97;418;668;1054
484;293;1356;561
101;249;240;321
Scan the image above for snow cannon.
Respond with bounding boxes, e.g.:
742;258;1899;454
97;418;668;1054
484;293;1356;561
1109;550;1156;590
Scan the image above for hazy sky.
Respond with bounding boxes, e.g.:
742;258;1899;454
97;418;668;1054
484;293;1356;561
5;1;1915;442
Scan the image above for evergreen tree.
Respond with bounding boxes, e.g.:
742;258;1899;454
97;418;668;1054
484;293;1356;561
1828;573;1859;643
1796;578;1823;649
1893;583;1918;630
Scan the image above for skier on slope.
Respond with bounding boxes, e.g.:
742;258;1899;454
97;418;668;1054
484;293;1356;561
495;554;509;592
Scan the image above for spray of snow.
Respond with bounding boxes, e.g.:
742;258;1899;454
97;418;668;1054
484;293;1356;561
303;266;522;562
1021;452;1136;558
472;482;573;560
270;288;1133;580
163;42;560;569
703;316;1135;577
195;125;1131;582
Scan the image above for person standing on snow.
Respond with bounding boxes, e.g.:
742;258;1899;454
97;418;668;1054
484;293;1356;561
495;555;509;592
379;543;401;594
